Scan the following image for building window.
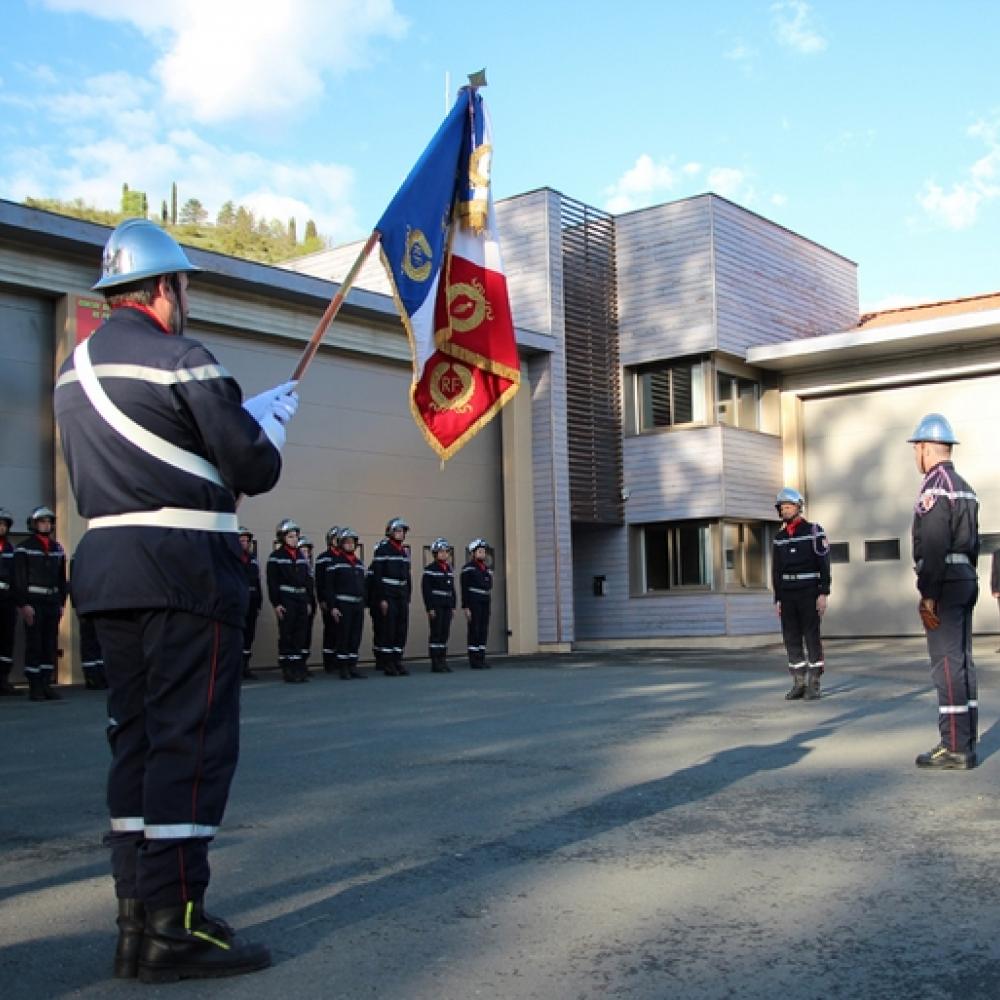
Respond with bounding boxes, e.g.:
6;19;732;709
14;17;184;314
717;372;760;430
641;522;711;591
723;521;767;589
864;539;900;562
828;542;850;564
635;358;706;431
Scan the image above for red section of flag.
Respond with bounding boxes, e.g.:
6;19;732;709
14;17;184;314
412;348;517;457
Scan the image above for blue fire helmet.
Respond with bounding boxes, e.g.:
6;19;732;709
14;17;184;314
774;488;804;513
468;537;489;552
93;218;200;291
386;517;409;535
431;537;451;553
907;413;959;445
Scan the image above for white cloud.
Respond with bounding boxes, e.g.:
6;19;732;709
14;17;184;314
42;0;407;123
604;155;764;213
770;193;788;207
603;154;682;213
918;115;1000;230
1;119;361;242
771;1;827;54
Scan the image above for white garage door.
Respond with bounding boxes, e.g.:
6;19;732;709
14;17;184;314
803;376;1000;637
199;328;506;666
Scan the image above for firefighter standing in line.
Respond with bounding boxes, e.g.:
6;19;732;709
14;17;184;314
298;535;317;667
54;219;292;980
771;488;831;700
237;527;262;681
368;517;412;676
909;413;979;770
0;507;21;696
14;505;67;701
461;538;494;669
422;538;456;673
322;527;367;679
267;519;313;683
315;526;340;675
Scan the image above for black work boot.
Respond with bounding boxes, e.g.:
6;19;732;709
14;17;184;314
803;668;822;701
394;655;409;676
27;673;46;702
137;901;271;983
440;656;452;673
114;899;145;979
784;668;806;700
430;652;446;673
915;743;977;770
348;664;365;679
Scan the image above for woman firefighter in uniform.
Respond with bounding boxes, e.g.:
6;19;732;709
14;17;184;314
461;538;493;669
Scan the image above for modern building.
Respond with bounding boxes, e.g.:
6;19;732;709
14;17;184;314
1;190;996;683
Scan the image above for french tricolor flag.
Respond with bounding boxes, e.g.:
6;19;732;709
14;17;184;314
376;86;520;461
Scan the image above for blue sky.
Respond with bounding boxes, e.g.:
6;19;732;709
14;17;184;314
1;0;998;311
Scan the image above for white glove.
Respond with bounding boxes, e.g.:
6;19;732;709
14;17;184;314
243;381;298;423
243;381;299;451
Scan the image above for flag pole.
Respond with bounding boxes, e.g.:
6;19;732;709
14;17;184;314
290;229;381;382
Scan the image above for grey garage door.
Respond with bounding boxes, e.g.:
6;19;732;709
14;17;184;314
198;327;506;667
803;377;1000;637
0;289;55;527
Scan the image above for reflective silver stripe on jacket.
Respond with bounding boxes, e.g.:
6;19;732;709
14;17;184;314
88;508;239;533
73;337;225;487
334;594;363;603
382;578;407;586
781;572;820;581
56;361;229;389
945;553;971;565
469;586;491;594
28;585;59;595
431;590;452;597
0;581;8;590
280;585;307;594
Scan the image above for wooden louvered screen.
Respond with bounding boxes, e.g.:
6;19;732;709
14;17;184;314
560;196;623;524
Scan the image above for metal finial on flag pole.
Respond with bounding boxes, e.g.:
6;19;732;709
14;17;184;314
467;68;487;88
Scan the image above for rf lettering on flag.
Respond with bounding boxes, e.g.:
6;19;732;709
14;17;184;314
376;85;520;461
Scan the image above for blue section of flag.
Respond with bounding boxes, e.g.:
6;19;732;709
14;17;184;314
376;90;476;317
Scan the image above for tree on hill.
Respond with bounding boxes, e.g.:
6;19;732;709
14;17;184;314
21;192;329;264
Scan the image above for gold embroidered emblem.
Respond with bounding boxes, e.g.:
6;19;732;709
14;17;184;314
469;144;492;188
429;361;475;413
402;228;433;282
447;278;493;333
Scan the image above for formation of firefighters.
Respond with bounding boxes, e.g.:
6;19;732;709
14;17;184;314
0;505;495;698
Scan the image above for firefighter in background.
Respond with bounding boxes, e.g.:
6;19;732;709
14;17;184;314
298;535;317;668
368;517;412;676
267;519;313;683
54;219;290;981
422;538;456;673
909;413;979;770
237;527;262;681
0;507;20;696
771;488;831;700
322;527;367;679
461;538;494;669
14;505;67;701
315;526;341;675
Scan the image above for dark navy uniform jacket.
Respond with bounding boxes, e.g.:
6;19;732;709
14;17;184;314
912;460;979;602
0;536;15;602
368;539;412;603
318;550;367;610
240;552;262;616
266;545;313;608
13;534;68;607
771;517;831;602
460;560;493;607
422;561;456;611
54;307;281;628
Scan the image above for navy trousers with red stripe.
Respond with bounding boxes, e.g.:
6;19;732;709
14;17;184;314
925;577;978;754
94;609;242;908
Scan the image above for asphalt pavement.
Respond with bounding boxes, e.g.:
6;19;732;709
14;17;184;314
1;639;998;999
